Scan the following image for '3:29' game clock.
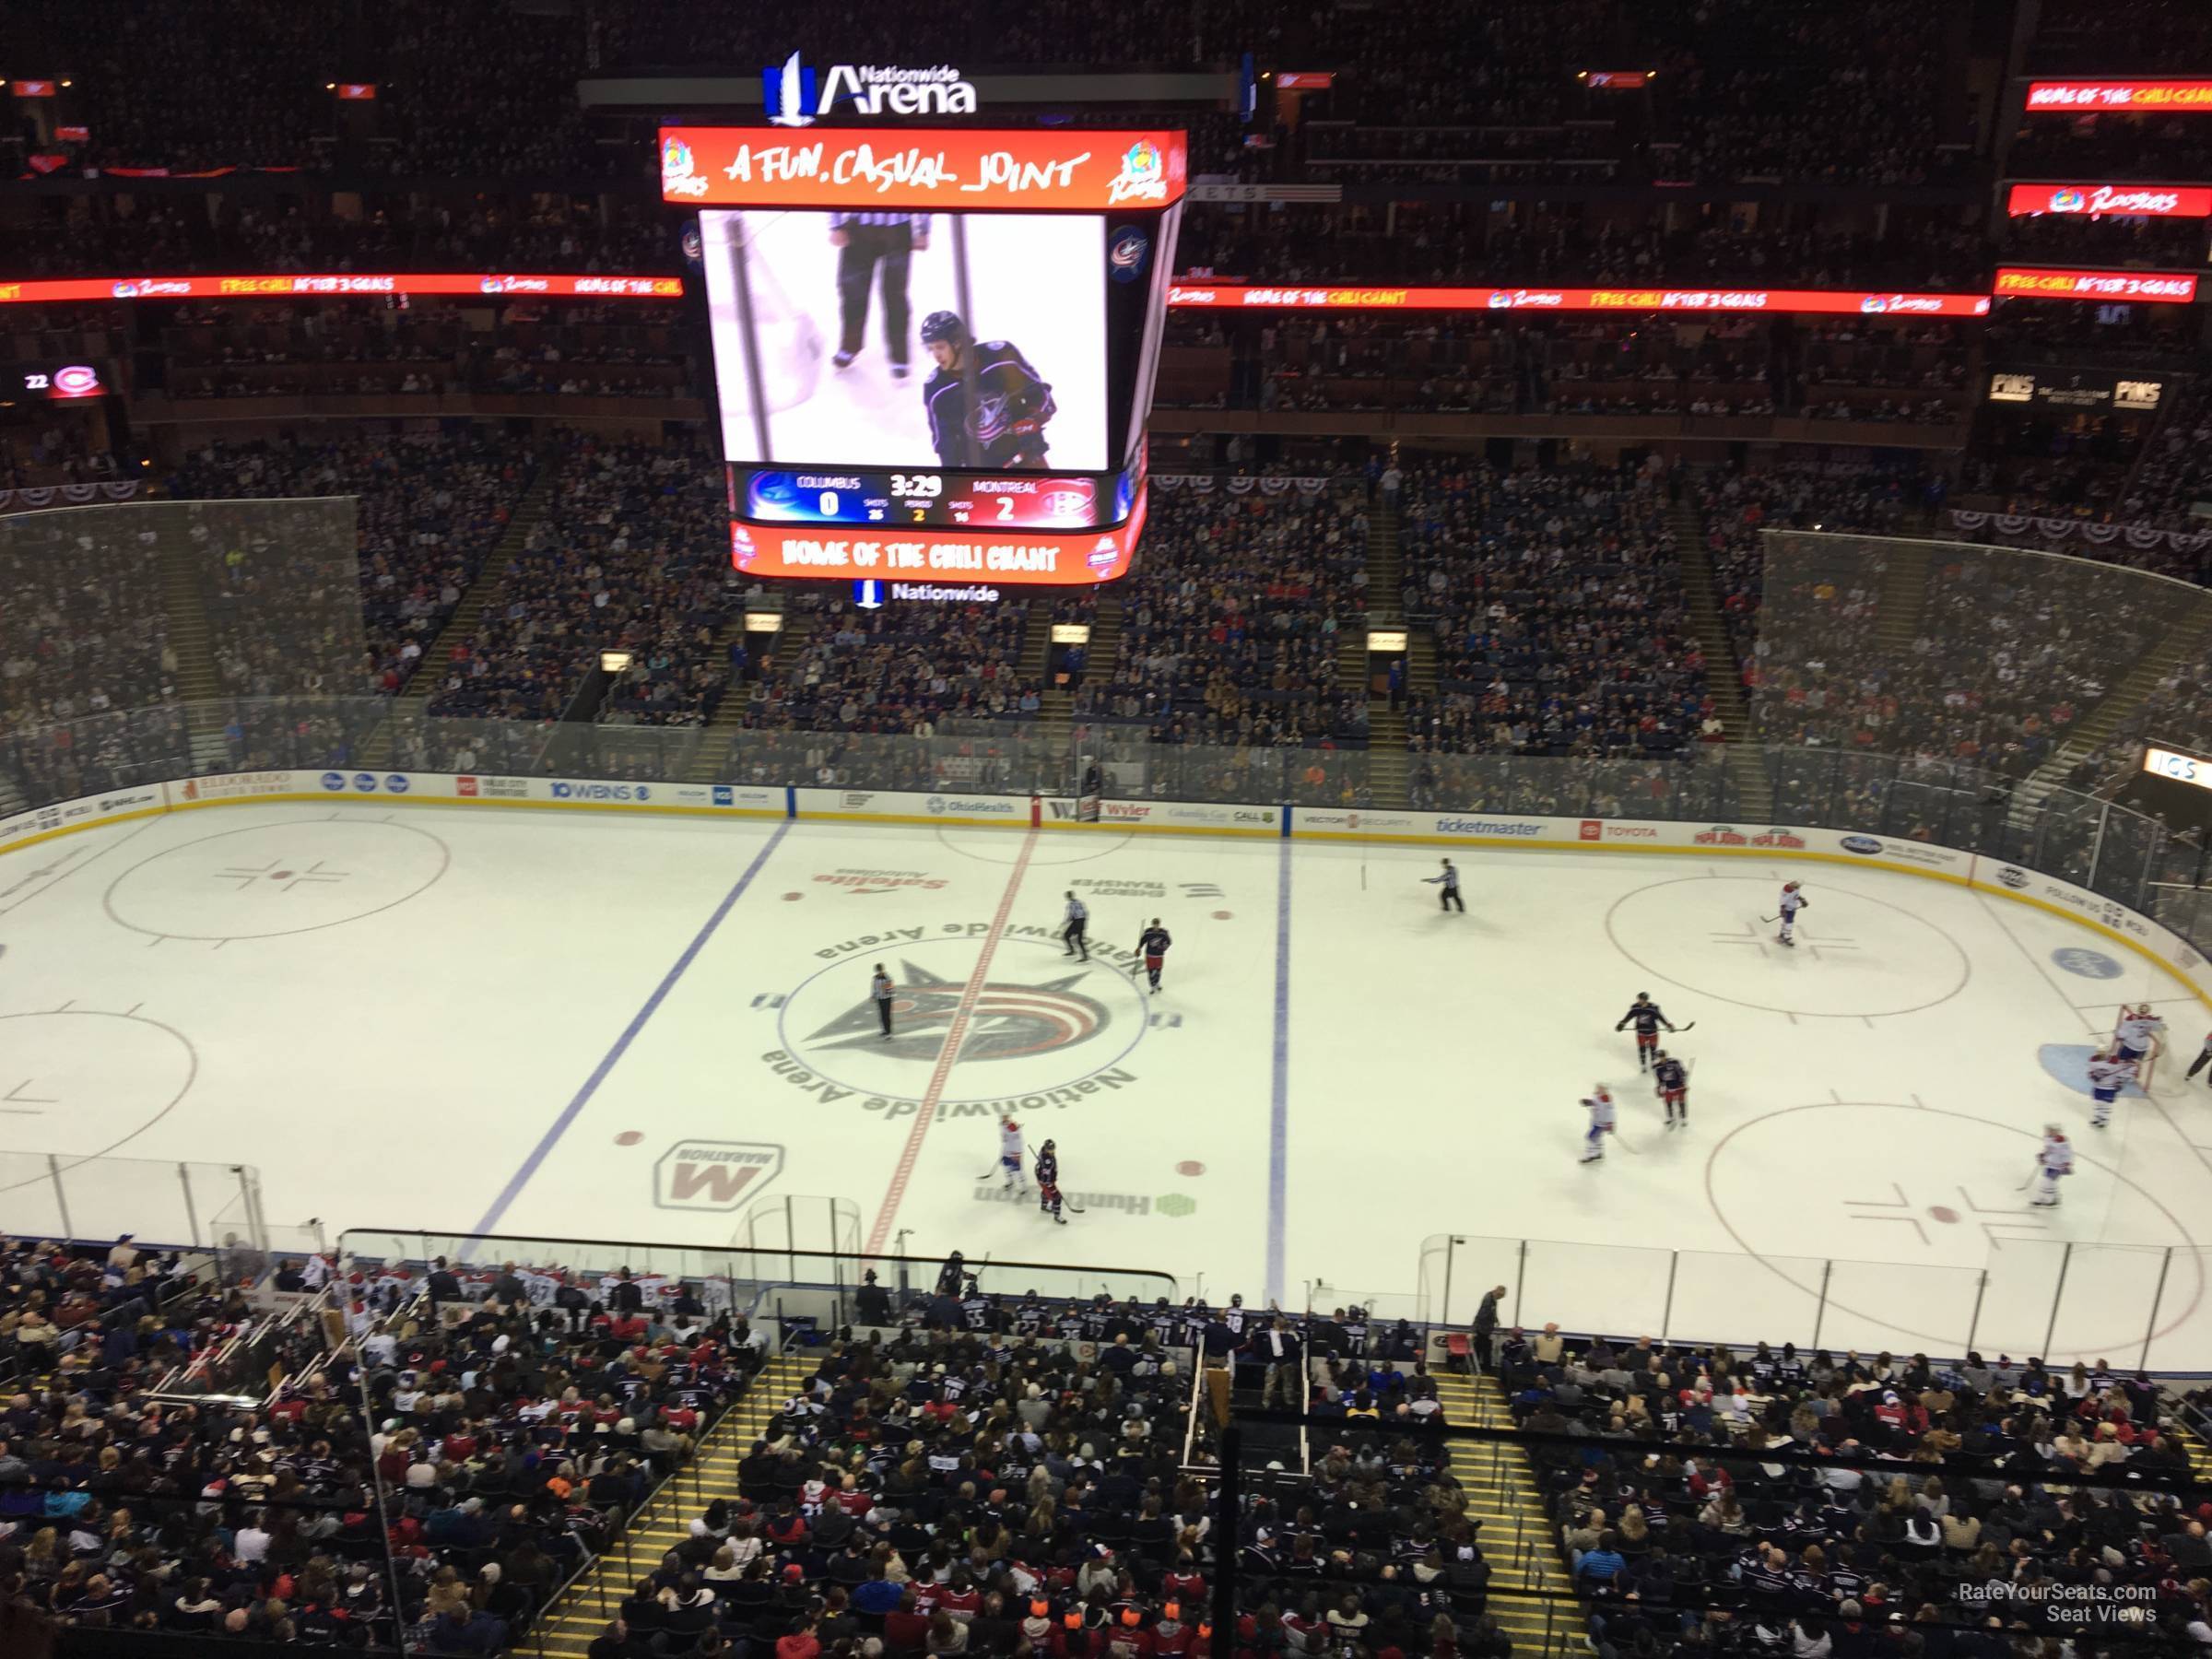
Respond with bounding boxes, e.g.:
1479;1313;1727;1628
740;468;1127;531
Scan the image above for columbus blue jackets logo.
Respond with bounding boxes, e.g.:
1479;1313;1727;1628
1109;228;1148;282
807;959;1112;1065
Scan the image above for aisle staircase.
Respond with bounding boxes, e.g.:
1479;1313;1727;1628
1050;591;1123;763
531;1352;815;1656
1432;1366;1584;1657
350;462;559;767
1018;601;1072;756
1359;493;1411;804
154;537;230;771
1870;541;1933;654
1665;497;1772;822
2009;591;2212;823
684;606;816;783
2171;1415;2212;1484
400;463;559;716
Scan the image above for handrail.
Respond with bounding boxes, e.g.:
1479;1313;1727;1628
337;1227;1180;1300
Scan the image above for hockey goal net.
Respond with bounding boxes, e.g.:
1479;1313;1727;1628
2114;1009;2175;1097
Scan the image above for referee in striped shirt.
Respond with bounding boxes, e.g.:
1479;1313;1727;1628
830;211;930;379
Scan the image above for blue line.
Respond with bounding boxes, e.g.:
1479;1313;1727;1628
1265;832;1292;1304
469;820;793;1236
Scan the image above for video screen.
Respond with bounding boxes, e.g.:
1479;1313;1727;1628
700;208;1110;473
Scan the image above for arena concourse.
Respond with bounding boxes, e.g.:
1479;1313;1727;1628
4;5;2212;1656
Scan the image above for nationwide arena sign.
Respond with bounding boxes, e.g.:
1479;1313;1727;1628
1992;266;2200;302
2026;80;2212;111
0;273;684;305
2006;182;2212;218
1164;283;1993;317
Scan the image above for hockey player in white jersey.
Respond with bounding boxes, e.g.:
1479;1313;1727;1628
2113;1005;2165;1070
2031;1124;2074;1207
1775;881;1809;947
998;1117;1029;1191
2085;1050;2134;1129
1580;1088;1618;1164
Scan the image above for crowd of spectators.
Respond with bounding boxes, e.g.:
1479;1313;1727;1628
0;1230;777;1653
171;431;530;697
998;210;1987;298
1500;1324;2212;1655
1398;458;1711;760
1694;462;1927;692
0;506;175;740
742;596;1041;739
430;432;728;724
1074;486;1371;753
0;202;679;282
0;1232;405;1646
1165;317;1969;428
1998;212;2210;276
1643;0;1964;187
149;300;695;408
1752;540;2172;777
577;1272;1493;1659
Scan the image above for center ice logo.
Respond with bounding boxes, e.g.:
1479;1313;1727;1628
807;959;1113;1065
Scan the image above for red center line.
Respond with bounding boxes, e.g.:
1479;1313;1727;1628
864;830;1040;1256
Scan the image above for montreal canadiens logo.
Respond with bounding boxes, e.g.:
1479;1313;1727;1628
52;365;102;397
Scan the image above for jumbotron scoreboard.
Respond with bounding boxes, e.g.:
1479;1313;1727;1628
662;120;1186;586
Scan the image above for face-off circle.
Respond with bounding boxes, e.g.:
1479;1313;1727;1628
103;819;451;941
1704;1100;2203;1360
1606;877;1969;1018
0;1011;198;1175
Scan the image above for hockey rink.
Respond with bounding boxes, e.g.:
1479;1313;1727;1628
4;801;2211;1365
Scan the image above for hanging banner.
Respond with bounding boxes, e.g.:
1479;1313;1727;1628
1947;508;2212;555
2006;182;2212;218
1992;267;2198;302
1985;369;2166;411
0;481;143;513
660;125;1188;210
1165;283;1992;317
2026;81;2212;111
0;273;684;305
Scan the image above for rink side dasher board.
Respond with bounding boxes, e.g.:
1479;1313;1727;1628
2;774;2206;1019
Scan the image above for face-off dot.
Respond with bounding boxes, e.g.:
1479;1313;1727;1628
1928;1205;1959;1224
1176;1160;1206;1177
782;891;804;901
1211;910;1232;921
614;1131;644;1147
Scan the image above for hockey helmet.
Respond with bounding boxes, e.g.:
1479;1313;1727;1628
920;310;970;347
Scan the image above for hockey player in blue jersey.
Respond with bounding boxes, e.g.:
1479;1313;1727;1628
920;310;1055;468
